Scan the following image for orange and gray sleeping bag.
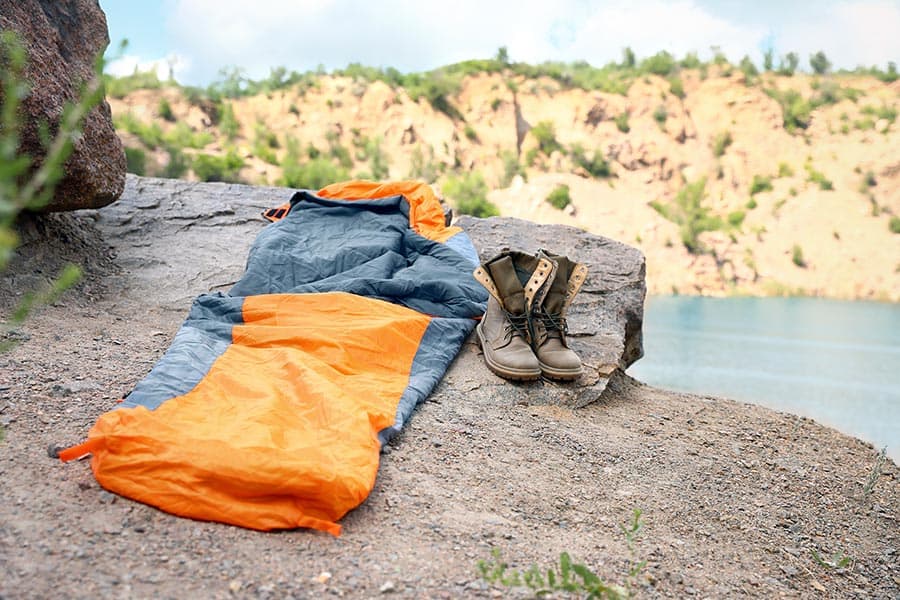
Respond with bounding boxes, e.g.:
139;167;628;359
60;181;487;536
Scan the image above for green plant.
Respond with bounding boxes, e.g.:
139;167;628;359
809;51;831;75
746;198;758;210
463;124;478;142
668;76;685;99
1;31;104;355
649;179;723;253
478;509;645;599
570;144;612;179
805;164;833;190
442;171;498;217
739;55;758;84
778;52;799;76
765;88;812;132
791;244;806;267
712;131;732;157
750;174;773;195
811;549;851;570
546;184;571;209
162;146;190;179
727;210;746;227
614;112;630;133
640;50;677;76
192;149;244;183
157;97;176;122
652;105;667;128
499;149;525;187
490;97;502;111
862;446;887;497
218;102;240;141
890;217;900;235
124;147;147;175
777;162;794;177
531;120;562;155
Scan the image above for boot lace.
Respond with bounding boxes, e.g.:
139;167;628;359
536;309;568;340
501;311;531;344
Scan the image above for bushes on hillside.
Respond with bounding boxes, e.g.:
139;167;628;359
546;184;571;210
649;179;723;254
192;150;244;183
442;171;499;218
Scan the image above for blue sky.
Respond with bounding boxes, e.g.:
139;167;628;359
99;0;900;86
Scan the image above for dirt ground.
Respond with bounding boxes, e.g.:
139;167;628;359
1;198;898;599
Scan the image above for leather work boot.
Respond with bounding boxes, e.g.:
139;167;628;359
473;251;556;381
530;250;588;380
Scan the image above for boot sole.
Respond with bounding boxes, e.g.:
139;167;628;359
476;324;541;381
538;362;582;381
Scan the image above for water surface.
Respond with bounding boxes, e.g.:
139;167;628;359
627;296;899;461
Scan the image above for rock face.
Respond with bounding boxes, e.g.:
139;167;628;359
76;177;646;409
0;0;125;212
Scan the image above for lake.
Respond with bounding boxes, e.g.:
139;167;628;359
627;295;900;462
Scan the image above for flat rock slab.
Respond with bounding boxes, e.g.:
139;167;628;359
81;177;646;408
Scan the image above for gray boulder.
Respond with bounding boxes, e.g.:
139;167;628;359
456;216;646;407
0;0;125;212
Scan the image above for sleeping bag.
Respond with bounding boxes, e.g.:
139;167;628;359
60;180;487;536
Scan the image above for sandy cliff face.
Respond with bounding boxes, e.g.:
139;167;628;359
108;70;900;300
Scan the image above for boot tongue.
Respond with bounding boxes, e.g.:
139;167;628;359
487;256;526;314
543;256;570;315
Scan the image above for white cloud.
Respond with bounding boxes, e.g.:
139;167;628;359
774;1;900;69
158;0;898;86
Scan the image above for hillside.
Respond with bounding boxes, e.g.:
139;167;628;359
107;64;900;300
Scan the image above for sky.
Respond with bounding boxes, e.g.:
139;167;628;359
99;0;900;87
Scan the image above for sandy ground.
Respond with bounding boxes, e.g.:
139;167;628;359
1;203;898;599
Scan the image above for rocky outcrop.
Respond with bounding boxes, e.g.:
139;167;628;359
0;0;125;212
458;216;646;407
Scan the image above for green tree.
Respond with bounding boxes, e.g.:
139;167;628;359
649;179;723;254
809;51;831;75
495;46;510;66
622;47;636;69
778;52;799;76
763;48;774;71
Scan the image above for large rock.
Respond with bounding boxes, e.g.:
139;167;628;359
0;0;125;212
456;216;646;407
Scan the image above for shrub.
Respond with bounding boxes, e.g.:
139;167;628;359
750;175;773;195
615;112;630;133
640;51;677;76
490;97;502;111
778;52;799;76
218;102;240;141
531;120;562;155
124;147;147;175
863;171;877;187
712;131;732;157
103;69;163;98
570;144;611;178
463;124;478;142
649;178;723;253
280;157;349;190
792;244;806;267
777;162;794;177
546;184;571;210
158;97;176;122
765;88;812;133
499;150;525;187
805;164;833;190
164;122;213;149
809;51;831;75
114;112;164;149
668;76;685;99
727;210;746;227
653;105;667;128
192;150;244;183
162;147;190;179
746;197;758;210
890;216;900;234
442;171;498;217
739;55;759;84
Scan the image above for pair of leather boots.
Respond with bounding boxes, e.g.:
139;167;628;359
473;249;587;381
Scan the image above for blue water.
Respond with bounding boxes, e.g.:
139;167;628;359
627;296;900;461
